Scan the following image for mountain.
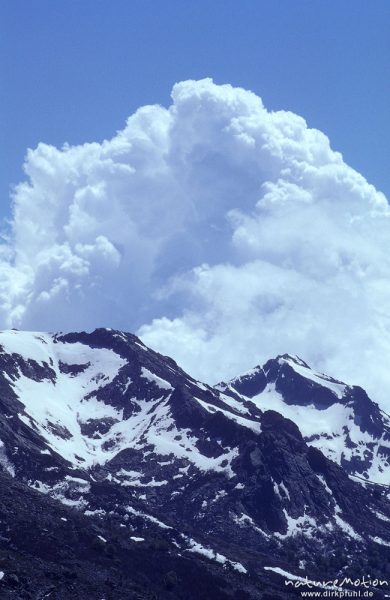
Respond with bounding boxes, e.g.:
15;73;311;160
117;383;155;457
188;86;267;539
219;354;390;485
0;329;390;598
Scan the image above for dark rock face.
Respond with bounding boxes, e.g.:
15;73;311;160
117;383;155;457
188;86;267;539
259;354;345;409
59;360;91;376
223;367;267;399
0;329;389;598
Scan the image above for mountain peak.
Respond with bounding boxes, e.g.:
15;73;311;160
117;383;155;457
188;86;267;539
220;354;390;485
275;353;311;368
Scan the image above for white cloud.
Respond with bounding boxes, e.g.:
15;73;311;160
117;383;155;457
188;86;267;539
2;78;390;407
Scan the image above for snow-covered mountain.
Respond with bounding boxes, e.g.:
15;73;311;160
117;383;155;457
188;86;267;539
0;329;389;598
219;354;390;485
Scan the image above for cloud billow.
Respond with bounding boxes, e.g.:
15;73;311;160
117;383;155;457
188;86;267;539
2;79;390;407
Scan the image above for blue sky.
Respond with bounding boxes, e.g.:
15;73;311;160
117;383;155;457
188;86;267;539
1;1;390;407
1;0;389;217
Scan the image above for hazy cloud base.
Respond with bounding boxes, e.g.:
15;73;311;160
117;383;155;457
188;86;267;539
2;79;390;408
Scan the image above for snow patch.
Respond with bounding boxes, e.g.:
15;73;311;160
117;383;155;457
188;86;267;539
185;536;247;573
370;535;390;547
0;440;15;477
374;510;390;523
140;367;172;390
195;397;261;434
333;504;362;541
276;509;317;539
126;506;172;530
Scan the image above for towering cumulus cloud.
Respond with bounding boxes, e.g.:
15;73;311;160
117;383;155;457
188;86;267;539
1;79;390;406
